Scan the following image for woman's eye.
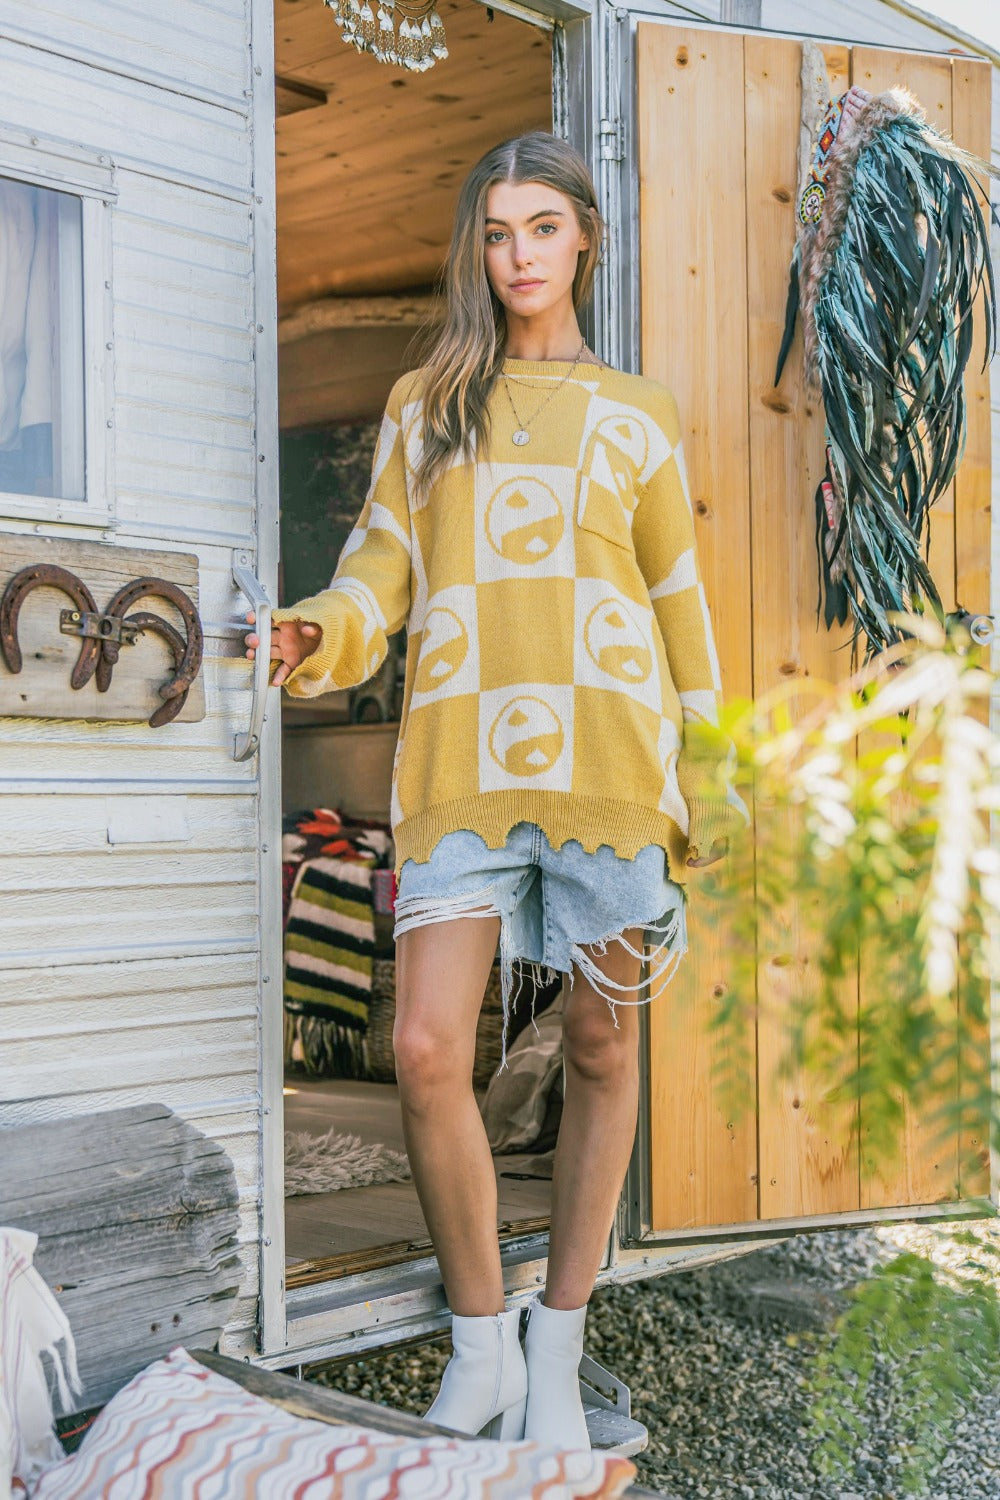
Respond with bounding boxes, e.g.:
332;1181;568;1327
486;230;506;244
537;223;557;234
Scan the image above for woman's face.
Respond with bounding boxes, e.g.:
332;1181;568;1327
483;180;589;322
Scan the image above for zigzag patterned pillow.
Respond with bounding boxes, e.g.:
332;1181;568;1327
31;1346;637;1499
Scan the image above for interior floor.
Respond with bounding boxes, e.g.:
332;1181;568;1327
284;1077;553;1265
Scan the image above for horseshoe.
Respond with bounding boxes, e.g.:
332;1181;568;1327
96;577;203;704
0;564;100;689
123;611;192;727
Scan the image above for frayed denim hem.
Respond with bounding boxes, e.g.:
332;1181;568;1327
392;888;688;1073
566;901;688;1033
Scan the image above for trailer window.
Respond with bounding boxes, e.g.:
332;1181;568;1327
0;179;84;503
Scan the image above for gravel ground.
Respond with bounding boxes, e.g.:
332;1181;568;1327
308;1218;1000;1499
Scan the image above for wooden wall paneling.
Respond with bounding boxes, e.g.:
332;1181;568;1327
950;56;993;1202
638;24;757;1232
279;325;425;428
275;0;552;310
952;58;994;651
851;48;960;1210
746;36;860;1221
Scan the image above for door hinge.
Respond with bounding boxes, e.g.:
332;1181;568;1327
599;118;624;162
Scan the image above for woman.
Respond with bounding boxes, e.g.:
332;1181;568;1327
246;131;743;1448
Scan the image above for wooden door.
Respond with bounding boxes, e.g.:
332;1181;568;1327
635;26;993;1236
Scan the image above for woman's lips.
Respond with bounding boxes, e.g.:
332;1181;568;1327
510;280;544;290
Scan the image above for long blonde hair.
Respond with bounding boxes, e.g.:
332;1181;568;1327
409;131;606;505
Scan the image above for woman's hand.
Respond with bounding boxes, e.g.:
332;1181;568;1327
244;611;322;688
686;837;728;870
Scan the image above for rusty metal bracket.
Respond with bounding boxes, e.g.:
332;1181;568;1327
0;564;100;690
60;608;142;647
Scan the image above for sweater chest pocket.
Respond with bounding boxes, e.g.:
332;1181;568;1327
575;486;637;554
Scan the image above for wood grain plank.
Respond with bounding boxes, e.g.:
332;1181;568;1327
0;531;205;724
275;0;551;311
950;55;993;1202
747;35;860;1220
849;49;959;1211
1;1103;241;1412
952;58;993;634
637;23;756;1233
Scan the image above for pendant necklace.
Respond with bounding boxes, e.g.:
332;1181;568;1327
501;337;590;446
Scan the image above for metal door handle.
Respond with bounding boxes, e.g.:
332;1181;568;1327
232;549;274;761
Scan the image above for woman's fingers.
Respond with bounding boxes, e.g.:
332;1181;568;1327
244;618;316;677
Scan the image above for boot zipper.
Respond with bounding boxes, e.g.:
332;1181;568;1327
491;1310;504;1415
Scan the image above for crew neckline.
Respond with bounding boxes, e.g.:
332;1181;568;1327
501;355;616;376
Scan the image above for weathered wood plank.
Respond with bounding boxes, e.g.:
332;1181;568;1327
1;1103;241;1410
0;531;205;724
748;36;860;1223
637;21;757;1235
950;53;994;1205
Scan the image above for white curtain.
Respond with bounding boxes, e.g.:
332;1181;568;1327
0;179;83;500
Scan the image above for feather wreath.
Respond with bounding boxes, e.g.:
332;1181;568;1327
775;65;997;659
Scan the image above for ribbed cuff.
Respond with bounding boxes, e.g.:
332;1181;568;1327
685;790;751;863
271;603;343;696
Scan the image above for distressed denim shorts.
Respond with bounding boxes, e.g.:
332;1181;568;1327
393;821;688;1067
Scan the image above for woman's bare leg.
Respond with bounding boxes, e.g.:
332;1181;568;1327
393;913;504;1315
543;927;643;1309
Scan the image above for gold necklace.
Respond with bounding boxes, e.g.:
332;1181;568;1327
501;338;589;446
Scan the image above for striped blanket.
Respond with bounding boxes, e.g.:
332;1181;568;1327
283;856;376;1079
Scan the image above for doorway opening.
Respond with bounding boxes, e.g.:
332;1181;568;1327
273;0;560;1291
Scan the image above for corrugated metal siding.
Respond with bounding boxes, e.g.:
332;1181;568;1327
0;0;250;107
0;8;263;1360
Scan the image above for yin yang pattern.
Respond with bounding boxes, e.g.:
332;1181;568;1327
394;383;691;811
480;685;574;792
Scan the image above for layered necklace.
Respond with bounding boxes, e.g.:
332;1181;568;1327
500;337;596;446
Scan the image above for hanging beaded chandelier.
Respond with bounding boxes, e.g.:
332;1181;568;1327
323;0;449;71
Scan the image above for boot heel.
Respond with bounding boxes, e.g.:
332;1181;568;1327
482;1392;526;1440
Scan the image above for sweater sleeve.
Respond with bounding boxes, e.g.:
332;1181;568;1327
271;376;412;698
631;387;749;860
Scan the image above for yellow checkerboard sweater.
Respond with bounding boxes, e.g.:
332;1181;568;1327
274;358;747;881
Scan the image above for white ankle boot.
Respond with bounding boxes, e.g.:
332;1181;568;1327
424;1306;527;1439
523;1298;591;1449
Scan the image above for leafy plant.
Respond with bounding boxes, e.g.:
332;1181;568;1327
691;615;999;1493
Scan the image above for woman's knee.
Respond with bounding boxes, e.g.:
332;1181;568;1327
562;998;638;1083
392;1011;471;1101
391;916;499;1100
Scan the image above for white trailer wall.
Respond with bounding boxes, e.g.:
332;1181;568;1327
0;0;267;1358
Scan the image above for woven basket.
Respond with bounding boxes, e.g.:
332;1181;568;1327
365;959;399;1083
364;958;505;1087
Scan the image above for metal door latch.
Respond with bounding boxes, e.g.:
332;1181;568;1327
945;608;995;647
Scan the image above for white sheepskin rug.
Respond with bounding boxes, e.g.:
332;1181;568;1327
284;1127;411;1196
